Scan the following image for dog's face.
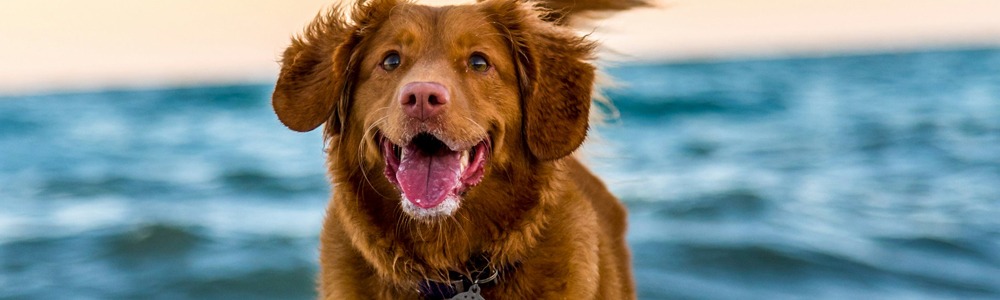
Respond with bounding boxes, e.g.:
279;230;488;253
354;5;520;218
272;0;595;221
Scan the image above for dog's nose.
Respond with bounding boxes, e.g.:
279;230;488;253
400;82;449;120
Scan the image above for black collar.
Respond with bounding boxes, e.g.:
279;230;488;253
416;255;501;299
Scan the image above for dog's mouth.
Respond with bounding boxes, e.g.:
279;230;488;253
381;132;489;213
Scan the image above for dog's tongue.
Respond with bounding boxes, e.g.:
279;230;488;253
396;143;463;209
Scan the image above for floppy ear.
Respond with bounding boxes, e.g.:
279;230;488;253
483;0;597;160
273;0;400;134
522;31;596;160
272;10;353;133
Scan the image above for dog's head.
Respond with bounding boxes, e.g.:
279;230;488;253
273;0;597;220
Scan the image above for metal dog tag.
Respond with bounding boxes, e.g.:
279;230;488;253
448;284;485;300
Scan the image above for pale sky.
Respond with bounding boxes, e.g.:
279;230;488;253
2;0;1000;95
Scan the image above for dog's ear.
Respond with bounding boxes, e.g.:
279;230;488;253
522;31;596;161
272;9;352;133
273;0;399;134
483;0;597;161
480;0;651;25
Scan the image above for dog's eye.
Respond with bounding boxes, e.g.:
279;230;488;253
468;54;489;72
382;53;401;71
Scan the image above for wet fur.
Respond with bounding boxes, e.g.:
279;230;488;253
272;0;646;298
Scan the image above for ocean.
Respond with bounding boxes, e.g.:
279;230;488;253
2;48;999;299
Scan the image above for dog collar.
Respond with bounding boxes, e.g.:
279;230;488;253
417;256;500;300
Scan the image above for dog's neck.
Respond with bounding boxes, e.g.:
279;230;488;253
415;254;508;299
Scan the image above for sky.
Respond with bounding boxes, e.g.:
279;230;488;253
2;0;1000;94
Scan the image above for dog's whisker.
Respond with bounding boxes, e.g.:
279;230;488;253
356;110;391;199
461;116;495;159
394;203;404;229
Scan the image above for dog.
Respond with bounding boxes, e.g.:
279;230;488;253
272;0;646;298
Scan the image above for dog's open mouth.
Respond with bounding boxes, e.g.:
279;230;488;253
381;133;489;214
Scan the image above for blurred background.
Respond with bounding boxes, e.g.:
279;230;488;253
2;0;999;299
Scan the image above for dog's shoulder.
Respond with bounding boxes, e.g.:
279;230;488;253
558;156;635;299
561;157;628;234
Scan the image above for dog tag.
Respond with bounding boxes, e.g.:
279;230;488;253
448;284;485;300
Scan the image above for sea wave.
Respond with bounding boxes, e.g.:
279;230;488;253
2;48;1000;299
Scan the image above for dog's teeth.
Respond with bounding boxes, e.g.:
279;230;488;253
460;150;469;171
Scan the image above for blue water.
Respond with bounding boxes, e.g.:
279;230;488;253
2;49;1000;299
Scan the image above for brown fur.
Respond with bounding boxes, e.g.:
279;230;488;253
272;0;646;298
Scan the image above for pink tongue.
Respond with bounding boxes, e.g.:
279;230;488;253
396;143;463;209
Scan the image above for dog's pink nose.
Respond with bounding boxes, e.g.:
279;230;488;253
400;82;449;120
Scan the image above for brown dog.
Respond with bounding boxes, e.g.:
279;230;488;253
272;0;646;298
